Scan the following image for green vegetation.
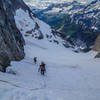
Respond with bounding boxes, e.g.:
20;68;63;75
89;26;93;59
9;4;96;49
38;13;99;46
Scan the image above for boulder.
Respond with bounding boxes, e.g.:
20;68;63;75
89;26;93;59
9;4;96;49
0;52;10;72
95;53;100;58
93;34;100;51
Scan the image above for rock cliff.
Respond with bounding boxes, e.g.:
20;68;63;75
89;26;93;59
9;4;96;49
0;0;26;71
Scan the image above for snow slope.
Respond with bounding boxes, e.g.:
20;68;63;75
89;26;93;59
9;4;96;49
0;8;100;100
14;8;64;45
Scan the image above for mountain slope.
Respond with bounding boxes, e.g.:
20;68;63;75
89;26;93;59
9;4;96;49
31;0;100;48
67;0;100;47
14;8;65;46
0;0;68;72
72;0;100;32
0;0;100;100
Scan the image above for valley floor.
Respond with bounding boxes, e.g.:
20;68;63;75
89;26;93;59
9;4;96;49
0;39;100;100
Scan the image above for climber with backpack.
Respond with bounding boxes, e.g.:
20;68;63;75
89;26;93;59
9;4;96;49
38;62;46;75
34;57;37;64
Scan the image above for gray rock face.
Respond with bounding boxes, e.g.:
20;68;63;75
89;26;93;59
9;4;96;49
0;0;26;71
93;34;100;51
95;53;100;58
93;34;100;58
0;52;10;72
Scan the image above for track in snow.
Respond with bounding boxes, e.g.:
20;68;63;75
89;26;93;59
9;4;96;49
0;79;46;91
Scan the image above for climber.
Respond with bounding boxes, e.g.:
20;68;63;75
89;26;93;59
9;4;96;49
34;57;37;64
38;62;46;75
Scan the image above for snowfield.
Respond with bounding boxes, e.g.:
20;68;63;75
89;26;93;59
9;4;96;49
0;8;100;100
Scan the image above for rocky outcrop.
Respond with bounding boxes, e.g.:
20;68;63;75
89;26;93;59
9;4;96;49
0;0;26;72
93;34;100;58
0;52;10;72
95;53;100;58
93;34;100;51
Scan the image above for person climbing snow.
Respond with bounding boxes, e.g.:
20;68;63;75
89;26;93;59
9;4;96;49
38;62;46;75
34;57;37;64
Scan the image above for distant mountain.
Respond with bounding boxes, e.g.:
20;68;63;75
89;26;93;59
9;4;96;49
32;1;86;14
30;0;100;48
31;1;86;32
72;0;100;32
24;0;92;9
24;0;73;9
67;0;100;46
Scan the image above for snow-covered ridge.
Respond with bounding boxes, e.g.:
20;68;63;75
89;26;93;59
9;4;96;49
67;0;100;32
34;1;86;15
14;8;65;46
24;0;73;9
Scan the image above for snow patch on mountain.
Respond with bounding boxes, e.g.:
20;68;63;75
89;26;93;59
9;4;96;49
34;1;86;15
14;8;35;33
14;8;64;46
24;0;73;9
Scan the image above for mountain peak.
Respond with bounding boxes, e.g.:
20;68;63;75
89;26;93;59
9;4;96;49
91;0;100;4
